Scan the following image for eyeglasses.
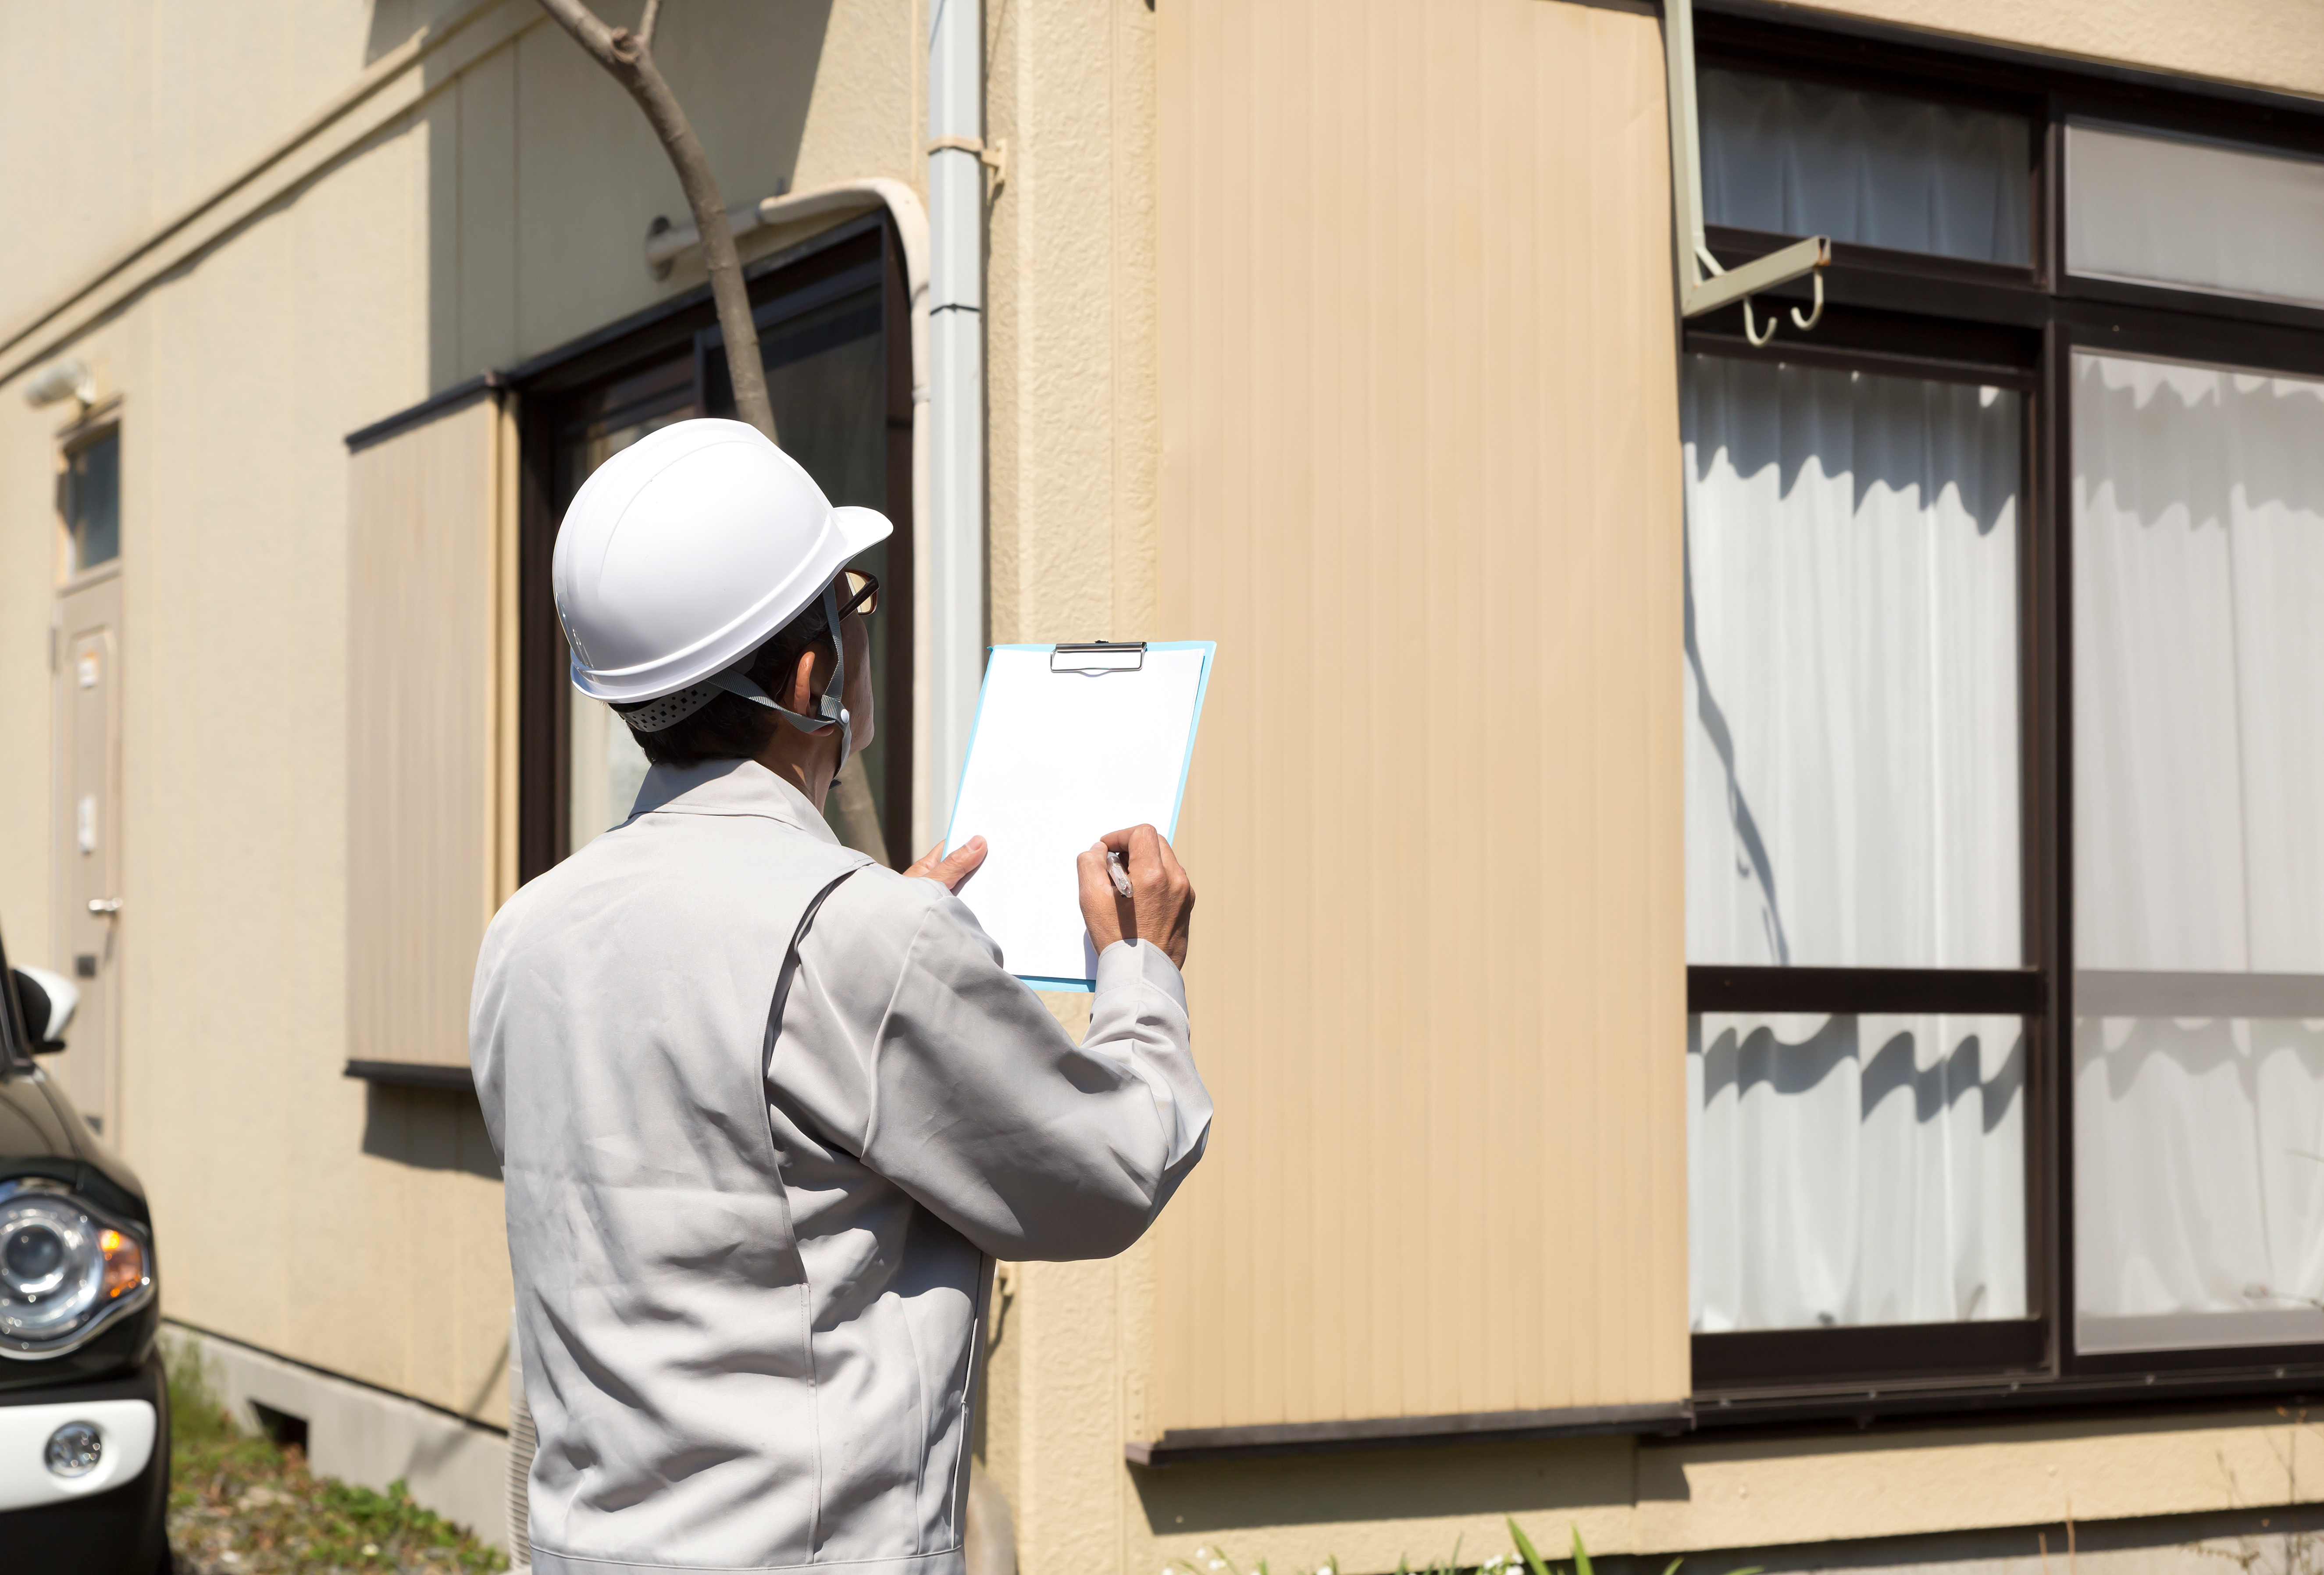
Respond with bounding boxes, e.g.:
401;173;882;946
836;569;880;620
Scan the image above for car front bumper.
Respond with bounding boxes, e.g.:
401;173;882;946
0;1350;169;1573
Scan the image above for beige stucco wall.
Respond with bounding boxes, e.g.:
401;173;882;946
0;72;515;1422
975;2;2324;1574
0;0;919;1432
974;8;1169;1575
1117;1407;2324;1573
1780;0;2324;100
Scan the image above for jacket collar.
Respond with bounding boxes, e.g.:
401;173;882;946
628;758;839;845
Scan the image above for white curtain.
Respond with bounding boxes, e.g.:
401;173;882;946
1684;356;2021;970
2073;351;2324;1353
1700;68;2032;266
1690;1013;2027;1332
1684;355;2028;1331
2067;122;2324;311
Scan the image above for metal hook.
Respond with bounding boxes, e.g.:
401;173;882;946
1791;269;1825;333
1742;294;1778;348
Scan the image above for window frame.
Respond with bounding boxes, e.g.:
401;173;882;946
512;214;916;879
1683;8;2324;1428
56;403;125;585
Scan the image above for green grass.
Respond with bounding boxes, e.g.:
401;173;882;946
165;1336;508;1574
1170;1520;1765;1575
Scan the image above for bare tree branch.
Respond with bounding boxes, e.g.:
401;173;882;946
535;0;773;440
536;0;891;862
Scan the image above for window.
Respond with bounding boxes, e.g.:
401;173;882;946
2066;123;2324;309
1700;67;2032;265
517;218;914;877
64;428;120;574
1682;18;2324;1418
1685;359;2030;1337
2071;353;2324;1356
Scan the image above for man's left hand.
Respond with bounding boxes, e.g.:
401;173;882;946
906;836;987;894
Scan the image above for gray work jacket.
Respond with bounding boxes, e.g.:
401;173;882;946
471;759;1210;1575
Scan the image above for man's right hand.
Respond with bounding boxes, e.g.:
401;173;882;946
1077;825;1194;969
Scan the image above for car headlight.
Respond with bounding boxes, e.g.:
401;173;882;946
0;1181;153;1358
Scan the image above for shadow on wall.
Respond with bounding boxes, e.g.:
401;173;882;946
1133;1437;1640;1537
1143;1462;2324;1575
1663;1502;2324;1575
366;0;495;64
361;0;840;395
360;1082;503;1181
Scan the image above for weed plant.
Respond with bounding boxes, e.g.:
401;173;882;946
1166;1517;1764;1575
164;1336;507;1574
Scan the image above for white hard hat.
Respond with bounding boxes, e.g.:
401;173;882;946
552;417;891;706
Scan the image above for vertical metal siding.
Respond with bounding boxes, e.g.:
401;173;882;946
1152;0;1689;1429
347;394;516;1069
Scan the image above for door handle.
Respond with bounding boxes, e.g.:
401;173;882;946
86;898;121;916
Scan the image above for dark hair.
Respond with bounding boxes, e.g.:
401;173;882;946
615;593;835;768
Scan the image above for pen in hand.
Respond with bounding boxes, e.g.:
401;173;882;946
1078;827;1195;969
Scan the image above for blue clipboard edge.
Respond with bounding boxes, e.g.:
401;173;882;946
942;640;1217;993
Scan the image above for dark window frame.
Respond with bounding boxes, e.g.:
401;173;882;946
1682;9;2324;1428
513;214;916;881
57;408;125;582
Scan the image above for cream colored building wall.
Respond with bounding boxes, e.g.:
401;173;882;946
975;3;2324;1575
0;0;916;1430
1781;0;2324;99
429;0;911;385
1121;1409;2324;1573
1152;0;1691;1434
0;0;473;320
986;0;1161;649
0;75;507;1421
5;0;2324;1562
974;9;1166;1575
979;0;1170;1543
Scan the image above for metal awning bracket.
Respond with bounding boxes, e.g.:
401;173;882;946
1665;0;1830;344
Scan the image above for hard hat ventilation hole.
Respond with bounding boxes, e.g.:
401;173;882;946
620;681;724;734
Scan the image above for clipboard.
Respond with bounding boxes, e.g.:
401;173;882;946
943;641;1215;990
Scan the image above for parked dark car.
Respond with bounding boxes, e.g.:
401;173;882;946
0;920;168;1573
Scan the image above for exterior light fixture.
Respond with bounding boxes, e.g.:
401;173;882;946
23;358;94;410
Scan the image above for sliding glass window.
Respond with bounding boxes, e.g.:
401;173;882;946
1685;356;2028;1336
516;219;916;880
1683;12;2324;1418
2072;353;2324;1355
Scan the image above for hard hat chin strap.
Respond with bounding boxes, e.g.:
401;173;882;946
712;581;852;790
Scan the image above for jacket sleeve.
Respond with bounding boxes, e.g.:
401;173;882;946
771;872;1212;1261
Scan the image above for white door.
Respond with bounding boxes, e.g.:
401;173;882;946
55;570;123;1135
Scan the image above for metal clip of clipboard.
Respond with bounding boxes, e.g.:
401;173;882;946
1048;641;1147;675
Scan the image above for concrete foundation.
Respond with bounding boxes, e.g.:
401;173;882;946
165;1319;512;1554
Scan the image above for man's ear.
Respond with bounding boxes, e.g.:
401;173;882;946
789;647;827;716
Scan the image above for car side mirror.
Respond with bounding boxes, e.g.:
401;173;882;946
11;966;77;1054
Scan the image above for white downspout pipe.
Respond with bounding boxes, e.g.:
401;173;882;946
925;0;987;853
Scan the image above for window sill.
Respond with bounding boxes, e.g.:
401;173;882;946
1125;1401;1693;1466
1696;1360;2324;1433
342;1060;474;1094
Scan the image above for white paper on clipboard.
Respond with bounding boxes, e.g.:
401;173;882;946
943;641;1214;990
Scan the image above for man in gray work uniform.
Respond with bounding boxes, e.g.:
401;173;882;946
471;419;1209;1575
